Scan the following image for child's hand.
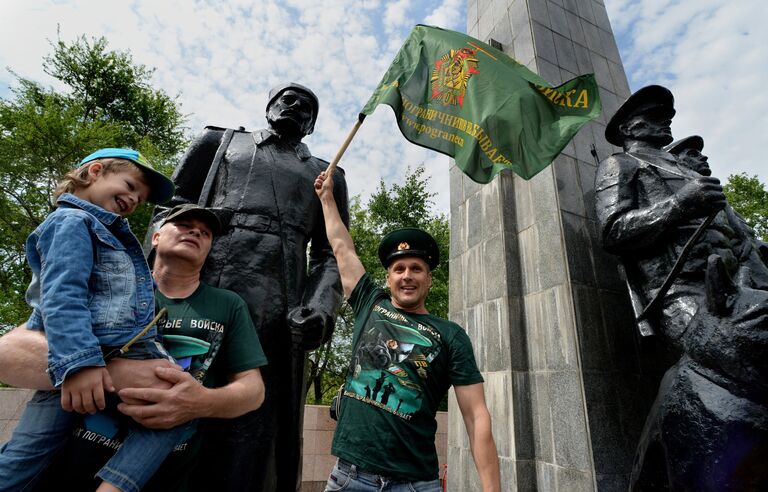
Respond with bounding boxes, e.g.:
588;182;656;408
61;367;115;414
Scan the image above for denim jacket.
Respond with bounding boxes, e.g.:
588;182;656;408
25;193;155;387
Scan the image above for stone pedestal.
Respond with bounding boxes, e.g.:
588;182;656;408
448;1;667;490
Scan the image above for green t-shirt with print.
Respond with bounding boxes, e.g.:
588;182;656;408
34;282;267;492
145;281;268;490
331;274;483;481
154;281;267;389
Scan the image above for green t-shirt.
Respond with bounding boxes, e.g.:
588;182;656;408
34;282;267;492
331;274;483;481
154;282;267;389
145;282;268;490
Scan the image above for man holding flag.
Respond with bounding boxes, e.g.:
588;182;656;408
304;25;601;491
314;169;500;491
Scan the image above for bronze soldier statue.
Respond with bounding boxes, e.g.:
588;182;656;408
665;135;768;287
153;83;349;491
595;85;768;491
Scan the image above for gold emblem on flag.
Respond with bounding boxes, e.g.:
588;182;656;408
431;48;479;107
397;242;410;251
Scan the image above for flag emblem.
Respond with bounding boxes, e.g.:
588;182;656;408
431;48;479;107
360;25;602;182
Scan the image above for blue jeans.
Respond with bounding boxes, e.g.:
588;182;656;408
325;459;442;492
0;343;184;492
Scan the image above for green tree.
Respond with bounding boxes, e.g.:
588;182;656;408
0;34;186;329
305;166;449;404
365;166;449;317
724;173;768;241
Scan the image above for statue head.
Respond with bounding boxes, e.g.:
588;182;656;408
265;82;319;139
606;85;676;148
665;135;711;176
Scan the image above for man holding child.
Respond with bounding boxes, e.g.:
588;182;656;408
0;149;266;491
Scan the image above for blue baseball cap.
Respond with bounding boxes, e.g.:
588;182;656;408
79;148;175;204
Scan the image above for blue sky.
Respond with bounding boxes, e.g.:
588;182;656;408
1;0;765;213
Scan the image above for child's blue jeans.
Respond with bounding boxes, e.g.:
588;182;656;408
0;341;188;492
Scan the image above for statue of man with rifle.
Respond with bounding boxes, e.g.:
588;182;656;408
595;85;768;491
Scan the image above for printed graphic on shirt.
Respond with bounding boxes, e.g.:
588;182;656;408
72;314;222;452
157;315;224;383
345;303;442;420
76;406;197;452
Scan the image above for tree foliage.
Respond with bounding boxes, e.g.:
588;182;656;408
0;34;186;329
723;173;768;241
306;166;449;404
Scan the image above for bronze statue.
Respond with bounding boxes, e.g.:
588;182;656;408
152;83;349;491
595;85;768;491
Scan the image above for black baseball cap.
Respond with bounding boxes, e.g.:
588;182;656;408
161;204;222;235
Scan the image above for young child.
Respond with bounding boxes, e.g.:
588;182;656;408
0;148;185;492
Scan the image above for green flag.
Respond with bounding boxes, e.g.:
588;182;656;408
361;25;602;183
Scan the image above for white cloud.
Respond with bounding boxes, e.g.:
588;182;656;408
606;0;767;183
3;0;763;220
424;0;465;29
383;0;413;34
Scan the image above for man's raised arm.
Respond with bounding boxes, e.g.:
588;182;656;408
314;170;365;298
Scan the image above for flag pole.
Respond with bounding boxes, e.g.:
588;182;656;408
325;114;366;176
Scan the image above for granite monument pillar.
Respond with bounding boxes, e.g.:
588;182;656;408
448;1;665;490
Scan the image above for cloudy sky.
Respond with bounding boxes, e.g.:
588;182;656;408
1;0;764;213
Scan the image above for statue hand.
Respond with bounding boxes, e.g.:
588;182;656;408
675;176;726;218
287;306;332;351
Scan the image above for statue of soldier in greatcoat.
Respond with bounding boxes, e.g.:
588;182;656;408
595;85;768;491
153;83;349;491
